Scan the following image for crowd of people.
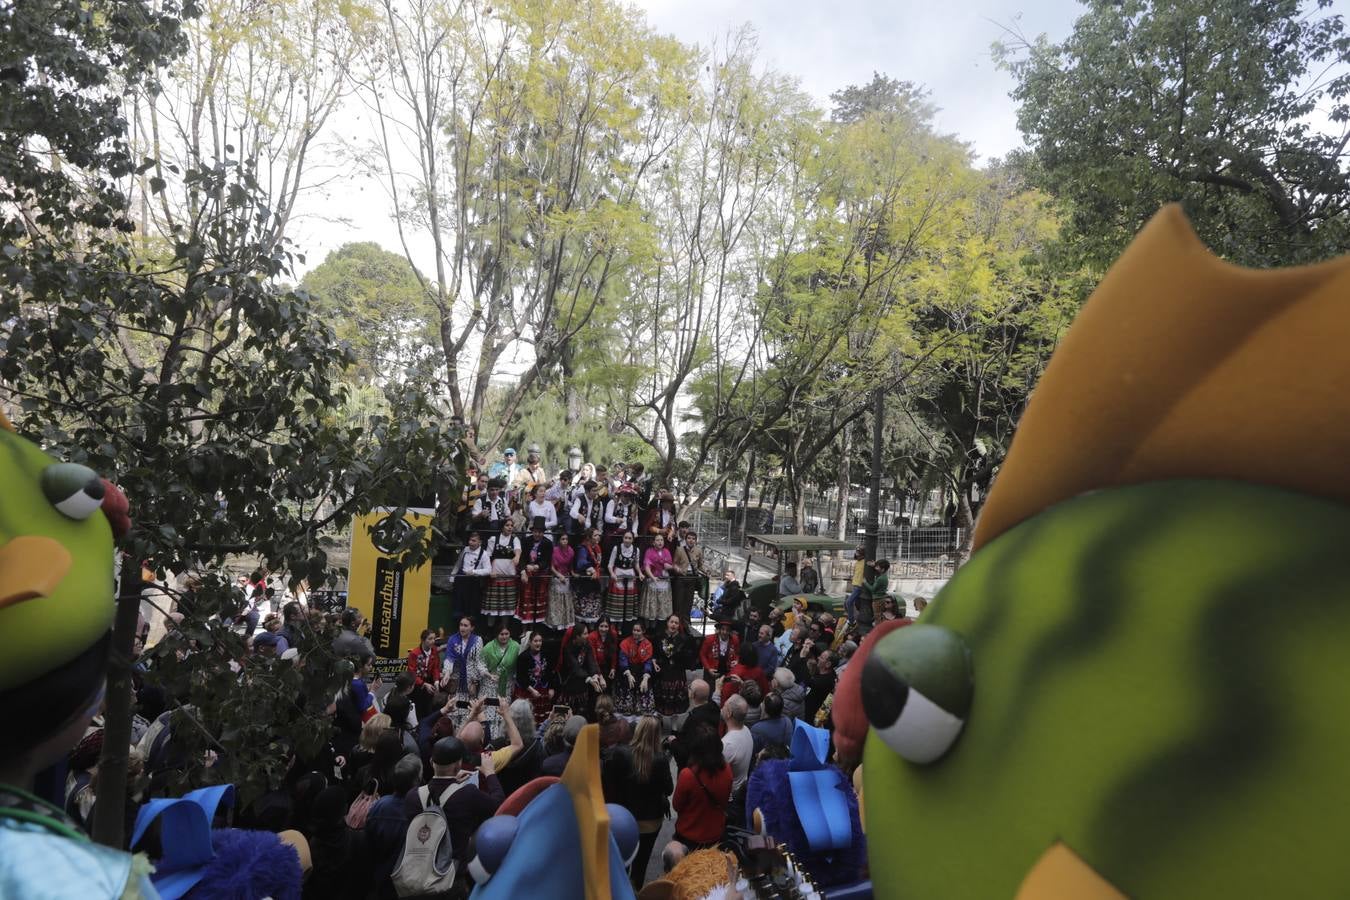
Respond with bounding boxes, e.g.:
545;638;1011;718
27;445;909;898
449;450;714;632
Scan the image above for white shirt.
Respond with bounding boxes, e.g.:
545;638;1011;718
570;494;599;529
456;545;491;577
722;727;754;793
485;534;520;577
473;493;509;523
526;499;558;529
605;498;634;530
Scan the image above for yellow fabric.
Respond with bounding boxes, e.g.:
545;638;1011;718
561;724;611;900
490;745;515;771
975;205;1350;550
1015;843;1127;900
851;560;865;587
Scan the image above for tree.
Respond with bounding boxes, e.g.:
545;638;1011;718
904;165;1079;555
128;0;372;254
998;0;1350;269
300;241;439;381
353;0;694;457
609;29;808;484
0;0;462;845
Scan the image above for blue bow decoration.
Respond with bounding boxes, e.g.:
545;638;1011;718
787;721;852;851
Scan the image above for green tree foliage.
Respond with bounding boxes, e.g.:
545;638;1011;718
998;0;1350;268
300;241;438;380
0;0;463;839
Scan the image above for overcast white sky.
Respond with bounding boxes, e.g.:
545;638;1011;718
287;0;1087;276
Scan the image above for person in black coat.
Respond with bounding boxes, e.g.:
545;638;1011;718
668;678;719;769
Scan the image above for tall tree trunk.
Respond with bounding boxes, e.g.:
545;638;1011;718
768;478;782;518
741;449;756;508
835;429;851;543
955;482;975;565
794;485;808;536
864;387;884;560
93;564;144;848
560;342;583;426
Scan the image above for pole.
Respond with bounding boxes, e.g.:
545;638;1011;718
92;562;144;848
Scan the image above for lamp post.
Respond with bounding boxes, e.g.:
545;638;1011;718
568;446;583;472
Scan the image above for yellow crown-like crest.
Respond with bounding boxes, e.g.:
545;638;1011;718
975;205;1350;550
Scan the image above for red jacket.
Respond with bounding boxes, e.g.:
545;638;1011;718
699;633;740;676
719;663;769;705
672;763;733;843
406;645;442;689
588;631;619;677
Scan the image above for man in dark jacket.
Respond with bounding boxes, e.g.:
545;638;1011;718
669;679;719;768
404;737;505;867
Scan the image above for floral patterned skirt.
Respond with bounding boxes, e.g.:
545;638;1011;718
640;578;672;622
546;577;574;629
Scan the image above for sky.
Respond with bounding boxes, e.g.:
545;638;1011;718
287;0;1088;276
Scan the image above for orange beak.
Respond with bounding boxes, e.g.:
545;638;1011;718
0;536;74;610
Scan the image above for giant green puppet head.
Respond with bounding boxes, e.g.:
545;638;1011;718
858;206;1350;898
0;411;127;760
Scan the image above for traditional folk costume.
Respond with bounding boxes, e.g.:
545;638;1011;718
483;531;521;617
606;541;642;624
472;490;511;536
441;631;486;732
546;542;576;629
451;541;491;621
514;645;558;724
516;532;552;625
641;544;675;622
558;630;600;718
481;637;520;702
603;494;639;558
699;630;741;686
588;629;620;688
572;537;605;623
569;492;603;541
653;625;695;716
615;634;656;716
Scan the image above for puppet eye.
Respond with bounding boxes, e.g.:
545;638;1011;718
862;624;973;764
41;463;106;520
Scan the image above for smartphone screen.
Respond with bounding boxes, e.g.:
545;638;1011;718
483;697;499;707
552;704;571;717
455;699;470;710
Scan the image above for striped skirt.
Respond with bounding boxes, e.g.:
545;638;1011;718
605;575;640;623
517;574;550;624
483;576;519;617
545;577;574;629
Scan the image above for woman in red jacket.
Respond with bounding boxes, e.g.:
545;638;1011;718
671;726;732;850
406;628;442;718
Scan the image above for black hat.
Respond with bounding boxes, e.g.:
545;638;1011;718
432;736;466;766
531;516;547;531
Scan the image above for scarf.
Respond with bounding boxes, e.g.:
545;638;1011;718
446;633;480;684
620;636;653;667
482;638;519;694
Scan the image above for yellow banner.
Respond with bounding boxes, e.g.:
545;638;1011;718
348;508;433;671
